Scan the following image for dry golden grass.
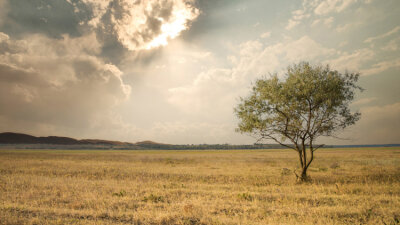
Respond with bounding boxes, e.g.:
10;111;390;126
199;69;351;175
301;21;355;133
1;148;399;224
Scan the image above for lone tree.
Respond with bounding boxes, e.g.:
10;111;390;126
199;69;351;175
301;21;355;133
235;62;362;181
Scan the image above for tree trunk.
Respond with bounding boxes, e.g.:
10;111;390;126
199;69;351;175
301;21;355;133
296;141;312;182
299;166;309;182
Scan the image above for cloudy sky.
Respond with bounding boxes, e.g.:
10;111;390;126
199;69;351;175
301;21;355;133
0;0;399;145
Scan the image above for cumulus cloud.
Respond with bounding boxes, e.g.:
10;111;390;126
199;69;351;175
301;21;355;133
1;0;199;53
327;48;374;72
326;25;400;75
286;19;301;30
166;33;397;143
285;8;310;30
168;36;336;119
324;43;399;76
79;0;200;51
0;0;201;139
260;32;271;38
168;68;237;117
324;17;334;26
314;0;358;15
286;0;363;30
0;32;130;133
166;36;392;144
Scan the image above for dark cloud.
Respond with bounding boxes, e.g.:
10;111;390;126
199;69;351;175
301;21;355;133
0;0;92;39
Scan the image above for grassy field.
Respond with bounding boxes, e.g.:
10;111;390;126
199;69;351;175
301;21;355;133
1;148;399;225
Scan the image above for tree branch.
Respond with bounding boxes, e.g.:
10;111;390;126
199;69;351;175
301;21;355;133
259;133;299;152
312;144;325;152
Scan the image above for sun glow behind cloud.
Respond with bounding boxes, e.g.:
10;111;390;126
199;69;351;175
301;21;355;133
114;0;199;50
78;0;199;51
146;7;199;49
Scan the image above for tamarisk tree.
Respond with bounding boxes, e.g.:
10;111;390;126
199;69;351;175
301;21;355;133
235;62;362;181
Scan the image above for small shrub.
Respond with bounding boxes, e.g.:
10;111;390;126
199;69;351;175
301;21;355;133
237;193;253;201
182;217;201;225
112;190;127;197
281;168;291;176
143;194;164;203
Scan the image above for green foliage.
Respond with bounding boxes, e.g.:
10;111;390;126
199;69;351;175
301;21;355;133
235;62;361;142
235;62;362;180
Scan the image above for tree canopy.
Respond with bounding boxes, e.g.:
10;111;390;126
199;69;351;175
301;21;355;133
235;62;362;181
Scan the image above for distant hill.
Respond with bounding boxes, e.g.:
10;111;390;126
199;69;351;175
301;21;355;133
0;132;81;145
0;132;177;149
0;132;399;150
0;132;40;144
0;132;285;150
0;132;131;146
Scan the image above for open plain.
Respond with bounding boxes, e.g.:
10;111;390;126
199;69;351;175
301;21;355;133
1;148;399;224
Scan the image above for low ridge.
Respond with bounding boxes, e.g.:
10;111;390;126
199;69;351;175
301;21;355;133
0;132;132;146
